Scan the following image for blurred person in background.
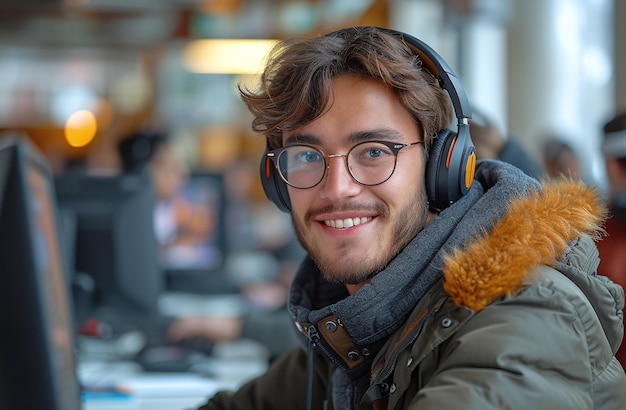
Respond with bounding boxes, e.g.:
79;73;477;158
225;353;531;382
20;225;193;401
166;256;302;361
470;108;545;179
597;111;626;367
541;135;584;180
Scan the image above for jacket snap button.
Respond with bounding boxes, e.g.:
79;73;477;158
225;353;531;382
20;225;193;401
389;383;397;394
347;351;360;361
406;357;413;367
441;318;452;328
361;348;371;357
325;321;337;332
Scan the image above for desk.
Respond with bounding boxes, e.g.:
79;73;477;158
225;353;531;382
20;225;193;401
80;339;269;410
80;293;269;410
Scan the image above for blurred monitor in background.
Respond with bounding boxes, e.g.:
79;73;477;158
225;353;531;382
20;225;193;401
54;169;166;339
118;130;232;294
0;134;82;410
158;171;231;293
155;172;224;270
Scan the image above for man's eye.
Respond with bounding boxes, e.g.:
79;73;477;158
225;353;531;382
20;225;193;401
360;145;392;159
364;147;384;158
295;150;322;163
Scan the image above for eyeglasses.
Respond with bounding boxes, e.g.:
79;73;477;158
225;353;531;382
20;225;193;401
266;140;423;189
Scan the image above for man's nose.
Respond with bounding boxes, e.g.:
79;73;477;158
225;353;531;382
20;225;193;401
320;155;361;199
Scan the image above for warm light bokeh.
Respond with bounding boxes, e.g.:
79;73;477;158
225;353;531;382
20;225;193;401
182;39;278;74
64;110;97;148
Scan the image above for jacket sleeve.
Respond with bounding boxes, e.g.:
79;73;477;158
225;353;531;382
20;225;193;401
198;347;326;410
403;271;626;409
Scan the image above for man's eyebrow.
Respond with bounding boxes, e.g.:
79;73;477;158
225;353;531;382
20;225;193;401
285;129;404;146
347;129;404;143
284;134;321;146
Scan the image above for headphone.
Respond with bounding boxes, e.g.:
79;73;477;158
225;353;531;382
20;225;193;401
260;27;476;213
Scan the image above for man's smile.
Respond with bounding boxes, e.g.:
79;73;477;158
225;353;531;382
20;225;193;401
323;216;373;229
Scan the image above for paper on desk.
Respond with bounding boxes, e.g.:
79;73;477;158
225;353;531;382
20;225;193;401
115;374;224;398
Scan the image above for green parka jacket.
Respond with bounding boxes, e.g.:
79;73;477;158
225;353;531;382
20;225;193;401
201;161;626;409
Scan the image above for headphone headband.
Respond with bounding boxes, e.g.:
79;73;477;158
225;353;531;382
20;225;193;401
377;28;473;123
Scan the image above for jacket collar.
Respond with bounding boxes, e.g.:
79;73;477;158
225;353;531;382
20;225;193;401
443;175;605;311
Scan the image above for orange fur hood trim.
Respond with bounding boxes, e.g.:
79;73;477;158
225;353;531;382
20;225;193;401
443;179;606;312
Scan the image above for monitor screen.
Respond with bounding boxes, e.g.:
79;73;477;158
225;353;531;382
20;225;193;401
55;170;166;339
0;134;82;410
158;171;234;294
157;172;225;270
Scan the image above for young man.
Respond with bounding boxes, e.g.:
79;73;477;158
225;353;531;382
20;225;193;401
597;111;626;367
200;26;626;409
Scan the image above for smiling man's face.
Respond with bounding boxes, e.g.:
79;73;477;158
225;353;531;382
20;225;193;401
285;75;430;288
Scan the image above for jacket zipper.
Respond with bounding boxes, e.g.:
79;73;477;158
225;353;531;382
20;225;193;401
308;324;346;368
307;326;316;410
307;325;345;410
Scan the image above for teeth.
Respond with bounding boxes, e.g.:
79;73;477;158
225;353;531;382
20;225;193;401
324;217;372;228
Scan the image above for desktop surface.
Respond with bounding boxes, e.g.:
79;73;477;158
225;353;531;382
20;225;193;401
79;291;267;410
79;338;269;410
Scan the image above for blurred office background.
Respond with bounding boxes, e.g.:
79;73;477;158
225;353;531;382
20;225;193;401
0;0;623;187
0;0;624;324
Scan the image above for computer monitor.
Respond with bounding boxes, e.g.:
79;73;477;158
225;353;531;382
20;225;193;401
55;169;166;339
160;171;234;294
0;134;82;410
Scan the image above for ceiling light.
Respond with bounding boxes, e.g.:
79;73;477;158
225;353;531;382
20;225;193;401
182;39;278;74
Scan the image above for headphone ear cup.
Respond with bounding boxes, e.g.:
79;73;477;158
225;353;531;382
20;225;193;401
259;152;291;212
426;129;454;211
426;127;476;212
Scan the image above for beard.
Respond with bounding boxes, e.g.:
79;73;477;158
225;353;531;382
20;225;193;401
291;185;429;285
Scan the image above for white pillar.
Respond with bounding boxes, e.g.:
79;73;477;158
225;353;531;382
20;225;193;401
389;0;457;75
389;0;510;134
454;0;512;135
508;0;613;186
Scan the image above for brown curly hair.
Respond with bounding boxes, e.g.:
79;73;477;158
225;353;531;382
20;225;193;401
239;26;454;151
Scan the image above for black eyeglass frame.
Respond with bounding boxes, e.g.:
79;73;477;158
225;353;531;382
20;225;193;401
265;140;423;189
